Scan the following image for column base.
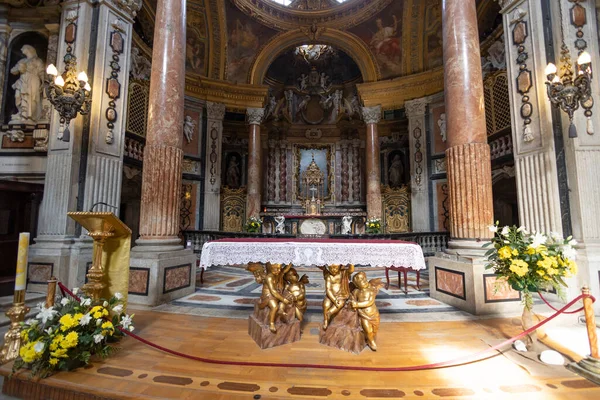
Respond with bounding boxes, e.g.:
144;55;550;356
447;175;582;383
28;236;93;293
132;237;183;252
446;238;489;257
566;357;600;386
428;252;522;315
128;248;196;307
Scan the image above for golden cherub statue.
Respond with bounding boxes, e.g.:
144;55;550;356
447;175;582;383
279;267;309;322
247;262;292;333
319;263;354;330
350;272;384;351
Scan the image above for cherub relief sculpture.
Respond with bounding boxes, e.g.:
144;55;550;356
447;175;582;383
279;267;309;322
350;272;384;351
319;263;354;330
247;262;292;333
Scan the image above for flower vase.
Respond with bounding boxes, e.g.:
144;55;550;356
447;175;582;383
521;292;538;351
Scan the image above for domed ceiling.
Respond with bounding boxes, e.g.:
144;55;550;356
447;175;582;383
135;0;501;84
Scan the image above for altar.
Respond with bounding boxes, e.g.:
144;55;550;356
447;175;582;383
199;238;426;270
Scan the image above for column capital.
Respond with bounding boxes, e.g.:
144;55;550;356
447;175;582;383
362;105;381;125
247;107;265;125
110;0;142;19
405;98;428;118
206;101;226;121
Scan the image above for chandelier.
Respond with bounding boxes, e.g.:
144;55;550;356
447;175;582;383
45;54;91;142
544;1;593;138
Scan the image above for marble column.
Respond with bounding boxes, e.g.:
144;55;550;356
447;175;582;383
405;98;431;232
278;141;287;203
246;108;264;219
362;105;382;219
443;0;493;244
129;0;195;306
202;101;225;230
0;9;11;107
30;0;140;291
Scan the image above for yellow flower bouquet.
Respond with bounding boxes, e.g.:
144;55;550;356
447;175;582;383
365;218;381;234
13;290;134;378
484;223;577;310
245;216;262;233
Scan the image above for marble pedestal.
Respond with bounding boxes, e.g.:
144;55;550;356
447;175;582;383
319;306;368;354
28;237;94;294
248;303;300;349
428;252;523;315
128;248;196;307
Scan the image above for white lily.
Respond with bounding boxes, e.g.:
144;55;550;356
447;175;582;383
120;314;133;330
60;297;70;306
501;226;510;236
103;301;109;308
93;333;104;344
35;305;58;324
112;304;123;314
79;313;92;326
114;292;123;300
530;232;547;248
72;287;79;295
33;341;45;353
80;298;91;307
488;225;498;233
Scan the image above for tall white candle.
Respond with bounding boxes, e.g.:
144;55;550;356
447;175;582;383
14;232;30;291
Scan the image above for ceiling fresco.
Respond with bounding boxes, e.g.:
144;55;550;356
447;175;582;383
136;0;502;85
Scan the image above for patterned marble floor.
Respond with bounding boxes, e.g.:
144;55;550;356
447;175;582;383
155;265;487;322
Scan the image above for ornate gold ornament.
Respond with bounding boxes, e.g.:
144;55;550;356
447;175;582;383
381;184;410;233
221;187;247;232
185;76;268;111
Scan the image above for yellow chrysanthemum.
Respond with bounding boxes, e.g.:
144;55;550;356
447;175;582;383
59;314;78;332
49;358;59;366
498;246;513;260
91;306;109;319
60;331;79;349
509;259;529;277
101;321;115;336
50;347;68;359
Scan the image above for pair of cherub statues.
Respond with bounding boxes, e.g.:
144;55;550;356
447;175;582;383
248;262;382;351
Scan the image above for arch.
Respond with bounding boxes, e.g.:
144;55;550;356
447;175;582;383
249;29;381;85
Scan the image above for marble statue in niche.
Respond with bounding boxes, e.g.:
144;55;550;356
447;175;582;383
388;154;404;188
183;115;196;143
437;113;446;142
226;155;241;188
274;215;285;234
10;45;45;124
341;215;353;235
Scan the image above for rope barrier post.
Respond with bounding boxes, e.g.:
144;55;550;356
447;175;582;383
46;276;58;308
582;287;599;359
566;286;600;385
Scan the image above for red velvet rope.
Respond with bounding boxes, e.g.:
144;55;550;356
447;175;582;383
537;290;591;314
56;282;594;372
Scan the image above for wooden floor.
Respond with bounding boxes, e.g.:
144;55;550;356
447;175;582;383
1;310;599;399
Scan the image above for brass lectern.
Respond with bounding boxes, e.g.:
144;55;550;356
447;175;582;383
68;212;131;304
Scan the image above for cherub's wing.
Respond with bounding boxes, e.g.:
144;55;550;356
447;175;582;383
246;263;266;284
369;278;385;293
299;274;309;285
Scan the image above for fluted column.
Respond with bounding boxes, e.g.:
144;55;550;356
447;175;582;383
246;108;264;219
362;105;382;219
136;0;186;250
443;0;493;243
202;102;225;230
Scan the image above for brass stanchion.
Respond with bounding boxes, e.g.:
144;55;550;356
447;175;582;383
46;277;58;308
567;286;600;384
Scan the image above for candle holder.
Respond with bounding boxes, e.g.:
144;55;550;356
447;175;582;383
0;290;30;364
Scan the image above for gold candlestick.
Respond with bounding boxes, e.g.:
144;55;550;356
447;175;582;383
0;233;31;364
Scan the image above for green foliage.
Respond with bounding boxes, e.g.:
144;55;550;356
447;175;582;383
245;216;263;233
484;223;578;309
13;291;134;378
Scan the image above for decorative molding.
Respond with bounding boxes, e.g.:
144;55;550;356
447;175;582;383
412;120;423;187
231;0;394;31
247;108;265;125
111;0;142;20
104;19;126;145
510;11;534;143
185;76;268;111
206;101;226;121
357;67;444;110
362;105;381;125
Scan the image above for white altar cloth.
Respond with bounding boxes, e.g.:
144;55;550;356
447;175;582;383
199;238;427;270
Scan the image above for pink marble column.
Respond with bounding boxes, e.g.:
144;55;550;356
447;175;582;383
137;0;186;249
246;108;265;219
443;0;493;240
362;106;382;219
